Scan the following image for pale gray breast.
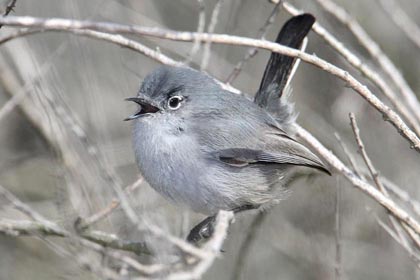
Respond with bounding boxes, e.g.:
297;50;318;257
133;117;217;212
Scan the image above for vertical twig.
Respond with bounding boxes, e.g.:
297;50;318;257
232;211;268;280
312;0;420;125
201;0;224;70
225;1;282;84
376;217;420;269
334;176;342;280
349;113;410;247
185;0;206;64
334;132;363;178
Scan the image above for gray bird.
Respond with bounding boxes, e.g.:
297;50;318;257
125;14;330;239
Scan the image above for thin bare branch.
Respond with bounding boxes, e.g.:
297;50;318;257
378;0;420;51
166;211;233;280
334;176;342;280
376;217;420;269
0;219;66;237
349;113;386;194
232;211;268;280
312;0;420;125
334;132;363;178
77;177;143;230
349;113;410;247
185;0;206;64
294;124;420;235
201;0;224;70
0;15;419;151
380;177;420;218
283;1;420;138
225;1;282;84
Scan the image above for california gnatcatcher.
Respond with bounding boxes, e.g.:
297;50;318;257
125;14;330;240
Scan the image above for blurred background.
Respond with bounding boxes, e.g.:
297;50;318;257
1;0;420;279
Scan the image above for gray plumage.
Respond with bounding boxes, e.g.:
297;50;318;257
126;14;330;215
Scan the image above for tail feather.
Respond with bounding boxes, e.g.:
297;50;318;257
254;14;315;124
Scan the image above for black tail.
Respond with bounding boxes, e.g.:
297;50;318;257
254;14;315;111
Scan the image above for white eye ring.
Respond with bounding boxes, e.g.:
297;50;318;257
168;95;183;110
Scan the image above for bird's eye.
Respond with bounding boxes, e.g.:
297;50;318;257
168;96;183;110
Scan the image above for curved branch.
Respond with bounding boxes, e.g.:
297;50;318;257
0;15;419;151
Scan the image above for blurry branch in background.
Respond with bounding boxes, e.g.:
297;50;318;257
334;176;342;280
76;177;143;230
0;180;233;278
283;1;420;138
378;0;420;51
225;0;282;84
1;0;420;277
376;217;420;269
232;211;268;280
1;16;420;152
333;132;363;178
185;0;205;64
200;0;223;70
311;0;420;126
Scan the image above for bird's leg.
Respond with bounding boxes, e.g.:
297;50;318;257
186;204;259;244
187;215;216;244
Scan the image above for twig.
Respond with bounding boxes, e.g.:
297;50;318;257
378;0;420;51
185;0;205;64
225;1;282;84
166;211;233;280
3;14;420;242
0;218;151;255
311;0;420;126
334;132;363;178
79;229;151;256
349;113;386;194
232;211;268;280
380;177;420;218
0;184;59;230
201;0;223;70
349;113;410;246
334;176;342;280
376;216;420;269
0;219;66;237
0;15;419;151
294;124;420;236
77;177;143;230
283;1;420;138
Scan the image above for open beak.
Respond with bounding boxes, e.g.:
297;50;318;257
124;97;160;121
